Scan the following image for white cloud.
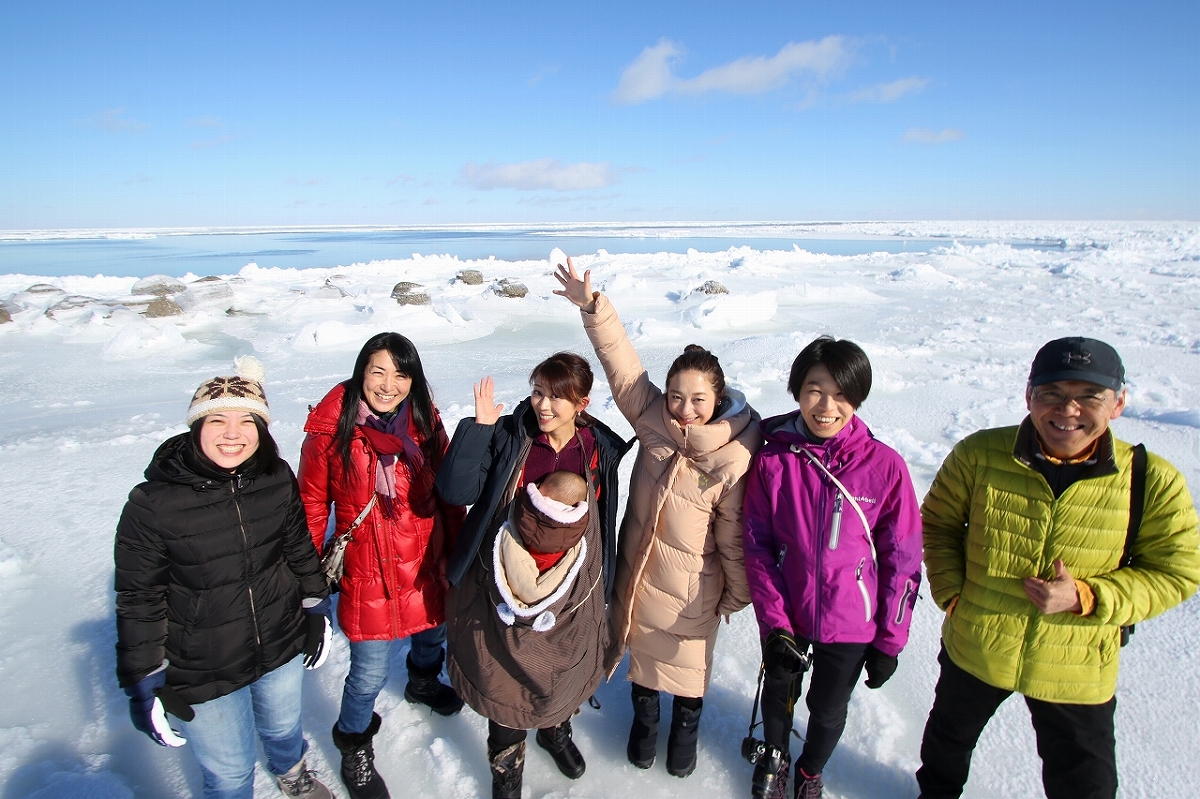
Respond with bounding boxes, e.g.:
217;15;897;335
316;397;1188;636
458;159;617;191
902;127;965;144
528;65;560;87
76;107;148;133
612;37;853;104
850;77;928;103
612;39;684;104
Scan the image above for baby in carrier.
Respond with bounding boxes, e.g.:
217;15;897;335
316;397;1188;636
493;470;590;631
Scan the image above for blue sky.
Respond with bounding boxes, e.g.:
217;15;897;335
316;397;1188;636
1;0;1197;228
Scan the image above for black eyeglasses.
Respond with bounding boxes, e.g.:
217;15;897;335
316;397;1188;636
1030;388;1111;410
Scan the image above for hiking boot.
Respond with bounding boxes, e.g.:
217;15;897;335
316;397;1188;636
665;697;703;778
331;713;389;799
404;650;464;716
794;768;823;799
535;720;586;779
276;759;333;799
750;745;790;799
626;685;660;769
489;741;525;799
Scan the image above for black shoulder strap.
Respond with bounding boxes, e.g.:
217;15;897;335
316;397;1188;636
1123;444;1147;567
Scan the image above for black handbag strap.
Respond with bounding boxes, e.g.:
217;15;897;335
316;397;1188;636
1118;444;1147;647
1123;444;1147;567
747;661;765;737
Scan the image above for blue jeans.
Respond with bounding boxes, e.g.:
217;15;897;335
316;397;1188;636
180;655;306;799
337;625;446;735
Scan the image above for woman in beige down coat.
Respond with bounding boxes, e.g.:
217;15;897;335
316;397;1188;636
555;256;762;779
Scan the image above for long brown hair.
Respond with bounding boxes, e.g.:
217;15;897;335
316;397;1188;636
529;352;593;403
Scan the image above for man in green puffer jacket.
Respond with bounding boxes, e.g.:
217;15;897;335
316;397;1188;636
916;337;1200;799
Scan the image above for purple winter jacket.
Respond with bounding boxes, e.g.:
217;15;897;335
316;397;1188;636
743;411;922;657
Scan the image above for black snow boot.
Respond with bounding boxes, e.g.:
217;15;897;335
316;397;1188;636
666;696;703;777
488;741;525;799
534;719;586;779
403;650;464;716
750;744;791;799
627;684;660;769
331;712;390;799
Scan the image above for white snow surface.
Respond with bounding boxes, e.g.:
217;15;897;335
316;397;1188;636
1;222;1199;798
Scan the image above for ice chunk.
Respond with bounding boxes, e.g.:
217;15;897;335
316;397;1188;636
684;291;777;329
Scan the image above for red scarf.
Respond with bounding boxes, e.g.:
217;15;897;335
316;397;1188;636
357;400;433;517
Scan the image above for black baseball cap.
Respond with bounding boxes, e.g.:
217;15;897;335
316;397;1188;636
1029;337;1125;391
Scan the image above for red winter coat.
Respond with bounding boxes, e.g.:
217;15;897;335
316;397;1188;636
298;383;465;642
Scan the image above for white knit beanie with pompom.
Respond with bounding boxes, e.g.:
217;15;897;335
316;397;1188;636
186;355;271;425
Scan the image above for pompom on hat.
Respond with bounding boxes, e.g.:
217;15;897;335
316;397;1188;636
186;356;271;425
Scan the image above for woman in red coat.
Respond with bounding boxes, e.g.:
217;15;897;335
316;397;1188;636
298;332;465;799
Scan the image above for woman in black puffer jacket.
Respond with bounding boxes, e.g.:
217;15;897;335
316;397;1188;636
115;358;333;799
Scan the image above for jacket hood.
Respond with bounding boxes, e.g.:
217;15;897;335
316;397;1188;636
143;433;240;488
656;387;759;459
713;388;748;423
512;397;540;438
304;382;350;435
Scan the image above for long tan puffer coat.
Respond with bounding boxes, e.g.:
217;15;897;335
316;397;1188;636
582;293;762;697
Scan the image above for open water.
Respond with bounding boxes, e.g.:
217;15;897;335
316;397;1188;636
0;227;956;278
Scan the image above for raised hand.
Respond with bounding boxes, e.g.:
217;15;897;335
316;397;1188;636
552;257;597;313
474;376;504;425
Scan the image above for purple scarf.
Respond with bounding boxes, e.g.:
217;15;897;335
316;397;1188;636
356;400;426;517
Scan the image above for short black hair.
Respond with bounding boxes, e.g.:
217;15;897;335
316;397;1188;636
787;336;872;408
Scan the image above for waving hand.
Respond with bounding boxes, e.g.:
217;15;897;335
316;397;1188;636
474;376;504;426
553;257;597;313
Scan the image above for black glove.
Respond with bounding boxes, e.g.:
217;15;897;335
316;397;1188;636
125;667;193;747
303;597;333;670
863;645;898;689
763;628;808;681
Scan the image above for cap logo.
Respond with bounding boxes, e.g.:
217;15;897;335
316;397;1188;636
1062;350;1091;366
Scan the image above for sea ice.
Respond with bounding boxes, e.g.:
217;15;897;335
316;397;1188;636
0;222;1198;799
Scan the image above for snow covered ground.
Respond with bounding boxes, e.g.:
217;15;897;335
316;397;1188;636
0;221;1197;798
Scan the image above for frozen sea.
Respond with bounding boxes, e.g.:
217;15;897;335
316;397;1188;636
0;221;1197;798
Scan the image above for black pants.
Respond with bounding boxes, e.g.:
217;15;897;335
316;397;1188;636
632;681;702;709
916;647;1117;799
487;719;570;751
761;641;868;777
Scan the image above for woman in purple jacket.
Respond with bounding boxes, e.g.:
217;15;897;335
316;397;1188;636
742;337;922;799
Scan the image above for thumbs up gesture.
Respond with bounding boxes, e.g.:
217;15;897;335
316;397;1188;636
1023;559;1083;614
